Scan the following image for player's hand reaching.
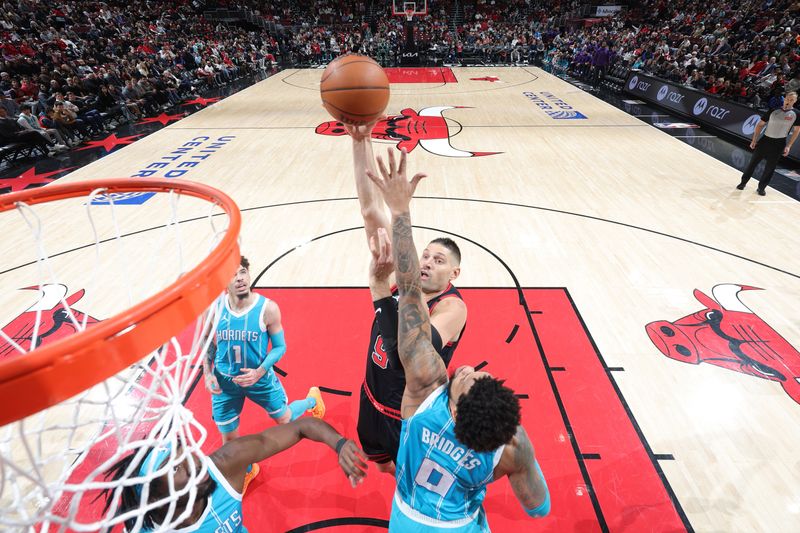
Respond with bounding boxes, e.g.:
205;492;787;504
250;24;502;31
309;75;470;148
205;372;222;395
337;439;368;487
369;227;393;282
367;147;427;215
345;117;383;142
233;366;266;387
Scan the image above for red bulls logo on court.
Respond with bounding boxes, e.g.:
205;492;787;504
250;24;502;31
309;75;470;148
0;284;100;360
315;106;500;158
646;284;800;404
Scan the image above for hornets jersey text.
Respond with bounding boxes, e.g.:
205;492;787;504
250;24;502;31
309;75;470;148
393;385;503;530
215;295;270;376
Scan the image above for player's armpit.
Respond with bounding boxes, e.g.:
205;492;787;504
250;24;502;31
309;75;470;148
400;342;448;418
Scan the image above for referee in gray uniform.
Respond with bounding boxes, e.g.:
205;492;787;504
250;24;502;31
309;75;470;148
737;91;800;196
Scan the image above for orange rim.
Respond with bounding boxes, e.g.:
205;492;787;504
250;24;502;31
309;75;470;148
0;178;241;427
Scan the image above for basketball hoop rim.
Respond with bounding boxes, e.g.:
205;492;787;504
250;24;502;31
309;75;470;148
0;178;241;427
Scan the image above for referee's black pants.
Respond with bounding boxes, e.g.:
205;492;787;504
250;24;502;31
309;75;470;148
740;137;784;191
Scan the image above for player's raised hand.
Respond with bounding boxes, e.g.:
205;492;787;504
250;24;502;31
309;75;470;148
366;147;427;215
337;439;368;487
344;116;383;142
233;366;266;387
369;227;393;282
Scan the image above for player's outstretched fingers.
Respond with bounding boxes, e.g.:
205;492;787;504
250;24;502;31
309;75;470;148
375;153;390;180
387;147;397;177
398;147;407;176
409;172;427;195
376;227;391;263
339;440;368;484
369;234;378;257
366;168;380;186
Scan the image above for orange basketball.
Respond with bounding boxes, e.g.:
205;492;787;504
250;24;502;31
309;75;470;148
320;55;390;125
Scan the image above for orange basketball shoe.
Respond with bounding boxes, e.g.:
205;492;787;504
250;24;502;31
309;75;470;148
307;387;325;419
242;462;260;495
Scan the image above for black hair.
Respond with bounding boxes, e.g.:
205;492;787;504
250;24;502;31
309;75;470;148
240;255;250;270
97;448;216;530
453;376;520;452
429;237;461;265
97;451;163;531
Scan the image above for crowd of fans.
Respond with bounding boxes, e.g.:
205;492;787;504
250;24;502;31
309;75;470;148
542;0;800;108
0;0;280;158
2;0;798;164
270;0;799;110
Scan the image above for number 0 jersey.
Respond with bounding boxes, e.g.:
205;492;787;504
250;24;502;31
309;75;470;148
394;384;504;529
215;294;270;377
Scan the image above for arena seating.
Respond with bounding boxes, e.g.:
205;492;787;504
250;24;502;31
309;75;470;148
1;0;797;168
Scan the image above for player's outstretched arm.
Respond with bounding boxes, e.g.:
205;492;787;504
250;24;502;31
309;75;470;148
495;426;551;518
212;418;368;492
349;120;394;301
347;120;390;244
367;148;446;418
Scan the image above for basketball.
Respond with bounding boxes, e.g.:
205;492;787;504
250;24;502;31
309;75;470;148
320;54;390;125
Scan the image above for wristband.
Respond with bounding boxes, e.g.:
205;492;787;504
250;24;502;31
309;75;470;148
525;459;551;517
335;437;348;455
525;490;551;518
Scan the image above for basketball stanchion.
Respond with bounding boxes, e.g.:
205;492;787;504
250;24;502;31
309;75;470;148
0;178;241;532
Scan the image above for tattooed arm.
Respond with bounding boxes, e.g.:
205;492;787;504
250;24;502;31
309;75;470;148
494;426;550;517
367;148;446;418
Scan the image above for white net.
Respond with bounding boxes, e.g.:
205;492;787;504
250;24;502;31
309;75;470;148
0;182;237;532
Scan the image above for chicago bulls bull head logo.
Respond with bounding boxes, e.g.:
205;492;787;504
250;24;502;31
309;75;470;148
0;284;100;360
646;284;800;404
315;106;500;157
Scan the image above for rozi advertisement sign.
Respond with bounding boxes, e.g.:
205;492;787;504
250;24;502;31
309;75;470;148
625;71;800;162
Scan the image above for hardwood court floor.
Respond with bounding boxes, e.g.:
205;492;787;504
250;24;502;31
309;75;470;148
1;67;799;532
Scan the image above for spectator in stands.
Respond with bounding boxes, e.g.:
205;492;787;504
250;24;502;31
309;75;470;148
0;107;57;155
94;84;125;125
64;93;104;134
17;104;69;151
0;93;19;117
52;100;87;140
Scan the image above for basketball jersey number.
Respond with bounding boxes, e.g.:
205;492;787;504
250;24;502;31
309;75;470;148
414;457;456;498
371;335;389;369
232;345;242;365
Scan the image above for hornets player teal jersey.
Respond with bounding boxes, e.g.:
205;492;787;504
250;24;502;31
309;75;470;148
171;458;246;533
215;295;270;377
393;385;504;531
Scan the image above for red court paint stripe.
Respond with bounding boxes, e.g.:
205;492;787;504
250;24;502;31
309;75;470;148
529;288;688;532
50;288;686;532
185;288;600;531
384;67;457;84
440;68;458;83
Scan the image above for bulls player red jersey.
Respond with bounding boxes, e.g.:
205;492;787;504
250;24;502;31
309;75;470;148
364;284;466;412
